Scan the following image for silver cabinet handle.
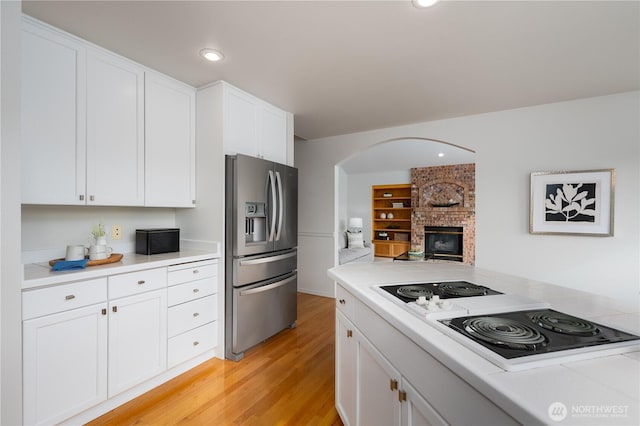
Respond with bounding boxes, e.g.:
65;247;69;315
193;312;200;317
339;299;346;305
65;295;76;301
193;269;199;274
89;195;95;201
193;341;200;346
79;195;85;201
193;288;200;293
137;280;145;285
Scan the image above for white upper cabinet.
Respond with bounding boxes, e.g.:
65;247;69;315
21;20;87;205
222;83;292;165
86;49;145;206
21;16;196;207
145;72;196;207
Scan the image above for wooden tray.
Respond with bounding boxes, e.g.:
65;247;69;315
49;253;124;267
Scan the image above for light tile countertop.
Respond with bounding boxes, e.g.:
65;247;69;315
23;249;220;290
328;261;640;425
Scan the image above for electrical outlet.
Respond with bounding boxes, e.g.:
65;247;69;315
111;225;122;240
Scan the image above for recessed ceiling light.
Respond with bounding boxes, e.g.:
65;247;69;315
413;0;440;8
438;152;445;157
200;48;225;62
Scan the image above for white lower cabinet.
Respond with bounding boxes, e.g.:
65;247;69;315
337;311;444;426
335;284;510;426
107;288;167;397
357;330;401;426
167;260;219;368
336;312;357;426
22;258;219;424
23;302;108;425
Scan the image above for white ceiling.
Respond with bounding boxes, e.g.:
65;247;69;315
22;0;640;143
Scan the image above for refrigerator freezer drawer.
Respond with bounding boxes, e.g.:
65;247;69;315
233;249;297;287
232;272;297;356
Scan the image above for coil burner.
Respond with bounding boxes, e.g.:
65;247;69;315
527;311;599;337
396;285;434;300
440;281;489;297
463;317;547;350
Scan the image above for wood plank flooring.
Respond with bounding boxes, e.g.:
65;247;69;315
87;293;343;426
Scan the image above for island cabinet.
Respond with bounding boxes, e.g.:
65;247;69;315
335;284;517;426
21;15;196;207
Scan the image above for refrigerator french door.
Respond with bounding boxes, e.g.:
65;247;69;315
225;154;298;361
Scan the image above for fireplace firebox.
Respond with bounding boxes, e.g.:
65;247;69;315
424;226;463;262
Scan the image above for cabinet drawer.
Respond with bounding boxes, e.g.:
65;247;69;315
336;284;356;320
168;295;217;337
168;321;217;368
168;276;216;307
168;260;217;286
23;278;107;320
109;267;167;299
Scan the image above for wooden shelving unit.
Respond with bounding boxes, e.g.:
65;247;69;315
371;184;411;257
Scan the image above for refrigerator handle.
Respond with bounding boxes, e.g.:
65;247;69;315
275;171;284;241
268;170;277;242
239;275;296;296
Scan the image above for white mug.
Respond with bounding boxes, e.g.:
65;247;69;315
65;245;87;261
89;244;113;261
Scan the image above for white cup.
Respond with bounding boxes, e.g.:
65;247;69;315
89;244;113;261
65;245;87;261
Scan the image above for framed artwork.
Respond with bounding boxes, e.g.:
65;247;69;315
529;169;615;236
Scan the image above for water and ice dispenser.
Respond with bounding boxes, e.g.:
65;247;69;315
245;202;267;243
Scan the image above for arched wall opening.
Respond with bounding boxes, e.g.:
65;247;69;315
334;137;476;265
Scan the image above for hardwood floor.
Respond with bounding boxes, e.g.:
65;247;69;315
88;293;343;426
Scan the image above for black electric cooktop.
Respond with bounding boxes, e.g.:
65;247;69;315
379;281;502;303
440;309;640;359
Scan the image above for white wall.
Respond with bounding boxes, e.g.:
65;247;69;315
345;170;411;243
1;1;23;423
21;205;177;262
295;92;640;304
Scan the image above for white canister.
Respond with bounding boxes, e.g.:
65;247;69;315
380;213;386;219
387;212;394;219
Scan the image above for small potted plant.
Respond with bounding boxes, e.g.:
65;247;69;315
91;222;107;246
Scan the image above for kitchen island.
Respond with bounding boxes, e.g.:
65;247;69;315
328;261;640;426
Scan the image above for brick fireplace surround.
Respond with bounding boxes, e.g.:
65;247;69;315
410;163;475;265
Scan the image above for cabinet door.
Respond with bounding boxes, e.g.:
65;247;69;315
335;312;357;426
258;102;288;164
86;49;144;206
108;288;167;397
224;86;258;157
23;303;107;425
145;72;196;207
401;379;448;426
357;334;402;426
21;21;87;205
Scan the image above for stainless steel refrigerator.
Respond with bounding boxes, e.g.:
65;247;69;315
225;154;298;361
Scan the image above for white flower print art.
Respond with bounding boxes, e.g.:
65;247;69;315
544;182;596;223
530;170;614;236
